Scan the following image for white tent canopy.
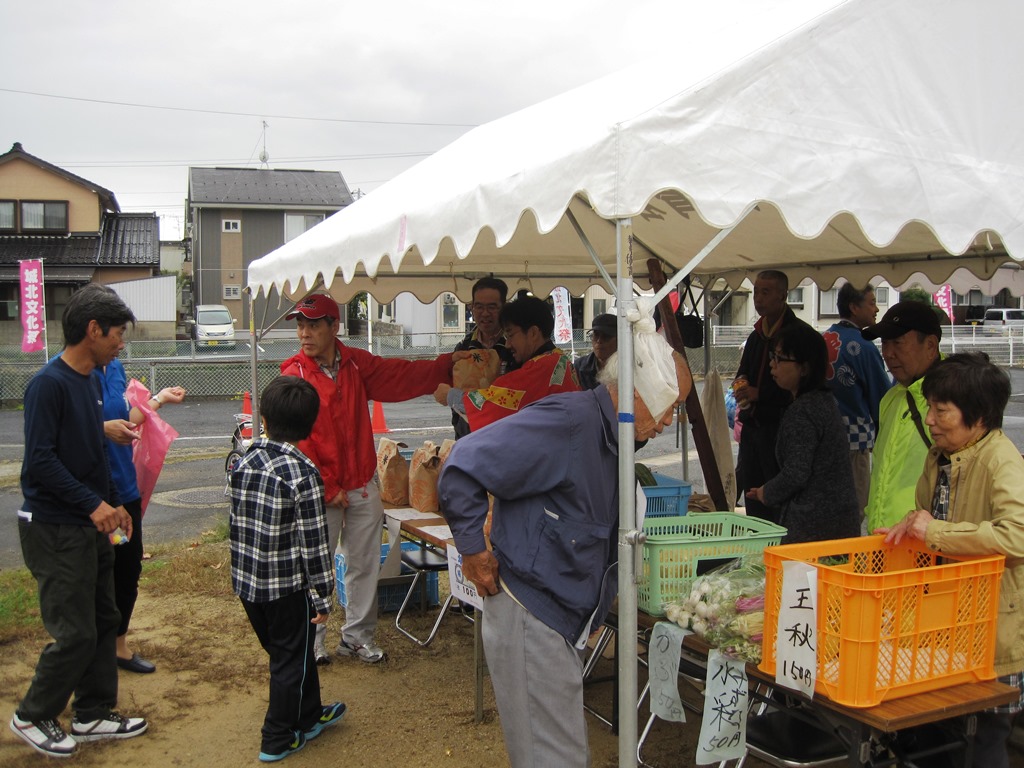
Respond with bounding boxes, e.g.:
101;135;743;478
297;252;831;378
247;1;1023;764
250;0;1023;305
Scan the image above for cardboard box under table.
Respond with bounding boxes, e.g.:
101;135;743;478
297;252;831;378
335;541;440;613
761;535;1005;708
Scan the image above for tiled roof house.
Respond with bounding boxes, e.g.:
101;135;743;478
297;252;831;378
0;142;160;345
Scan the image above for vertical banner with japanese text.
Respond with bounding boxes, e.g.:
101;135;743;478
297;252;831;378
19;260;46;354
932;284;955;352
932;284;953;322
551;287;574;357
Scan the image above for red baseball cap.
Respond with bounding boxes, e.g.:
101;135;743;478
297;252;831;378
285;294;340;322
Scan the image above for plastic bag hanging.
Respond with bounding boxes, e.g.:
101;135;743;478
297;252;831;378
627;299;679;419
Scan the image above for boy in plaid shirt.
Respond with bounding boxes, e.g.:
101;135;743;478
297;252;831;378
229;376;345;762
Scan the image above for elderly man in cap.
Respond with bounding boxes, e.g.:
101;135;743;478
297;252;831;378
574;313;618;390
439;334;690;768
280;293;468;664
861;300;943;533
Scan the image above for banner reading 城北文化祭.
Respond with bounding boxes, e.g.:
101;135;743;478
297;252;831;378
19;260;46;354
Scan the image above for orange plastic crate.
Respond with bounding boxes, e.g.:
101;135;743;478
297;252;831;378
761;535;1004;707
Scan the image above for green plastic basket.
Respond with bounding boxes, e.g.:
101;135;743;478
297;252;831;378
637;513;786;616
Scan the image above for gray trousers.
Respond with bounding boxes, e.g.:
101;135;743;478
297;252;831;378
17;520;120;723
316;481;383;648
483;590;589;768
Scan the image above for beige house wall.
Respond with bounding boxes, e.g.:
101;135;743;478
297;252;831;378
0;158;103;232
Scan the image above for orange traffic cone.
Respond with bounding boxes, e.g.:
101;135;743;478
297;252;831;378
241;391;253;439
371;400;389;433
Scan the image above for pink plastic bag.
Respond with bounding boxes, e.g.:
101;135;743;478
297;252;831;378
126;379;179;514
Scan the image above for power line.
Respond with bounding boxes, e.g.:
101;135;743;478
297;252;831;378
0;86;479;128
56;151;433;169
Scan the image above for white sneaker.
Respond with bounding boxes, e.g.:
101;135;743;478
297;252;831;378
314;637;331;666
71;711;148;741
10;715;77;758
336;640;385;664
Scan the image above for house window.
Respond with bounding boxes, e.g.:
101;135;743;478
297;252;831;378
819;288;838;317
593;299;607;316
787;287;804;308
223;285;241;300
441;293;461;329
0;284;17;320
874;287;889;305
222;219;241;233
21;201;68;233
0;200;15;231
285;213;325;243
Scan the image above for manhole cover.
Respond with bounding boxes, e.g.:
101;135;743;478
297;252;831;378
150;486;229;509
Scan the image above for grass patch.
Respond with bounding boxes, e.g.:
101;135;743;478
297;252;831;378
0;529;236;645
143;538;234;599
0;569;42;645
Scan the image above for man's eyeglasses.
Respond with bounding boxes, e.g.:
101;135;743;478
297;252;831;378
769;351;797;363
471;303;501;314
587;331;614;342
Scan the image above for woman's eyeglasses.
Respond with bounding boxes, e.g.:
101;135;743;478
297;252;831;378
769;351;797;364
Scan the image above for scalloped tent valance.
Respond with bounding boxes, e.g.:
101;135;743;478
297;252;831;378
249;0;1023;305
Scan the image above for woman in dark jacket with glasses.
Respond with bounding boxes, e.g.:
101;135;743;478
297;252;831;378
746;322;860;543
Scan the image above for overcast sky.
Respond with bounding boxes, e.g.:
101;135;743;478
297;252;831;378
2;0;836;241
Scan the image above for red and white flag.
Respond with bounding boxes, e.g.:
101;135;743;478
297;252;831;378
19;260;46;353
932;284;953;322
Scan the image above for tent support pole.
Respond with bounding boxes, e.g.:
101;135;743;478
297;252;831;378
615;218;639;768
247;290;260;430
706;280;735;375
566;206;616;295
647;223;738;308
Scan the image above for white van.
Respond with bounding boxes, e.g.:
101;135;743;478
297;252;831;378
191;304;237;348
982;308;1024;336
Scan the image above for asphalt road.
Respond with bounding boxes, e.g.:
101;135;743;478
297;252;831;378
2;370;1024;571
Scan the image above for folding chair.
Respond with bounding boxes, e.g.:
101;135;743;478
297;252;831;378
393;544;459;647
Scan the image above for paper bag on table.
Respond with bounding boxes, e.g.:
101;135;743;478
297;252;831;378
409;441;442;513
437;438;456;467
453;349;501;390
377;437;409;506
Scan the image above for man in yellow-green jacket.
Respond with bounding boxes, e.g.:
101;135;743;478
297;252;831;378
860;301;943;533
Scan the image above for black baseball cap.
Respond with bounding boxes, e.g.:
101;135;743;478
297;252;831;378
861;300;942;341
589;314;617;336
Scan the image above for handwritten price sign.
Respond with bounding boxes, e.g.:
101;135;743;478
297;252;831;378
696;649;749;762
775;560;818;698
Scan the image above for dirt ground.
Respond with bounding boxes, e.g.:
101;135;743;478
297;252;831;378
4;538;1022;768
0;540;705;768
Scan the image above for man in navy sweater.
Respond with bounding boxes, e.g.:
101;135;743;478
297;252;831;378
11;284;149;759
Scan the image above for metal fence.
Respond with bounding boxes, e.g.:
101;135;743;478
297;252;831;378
2;325;1020;404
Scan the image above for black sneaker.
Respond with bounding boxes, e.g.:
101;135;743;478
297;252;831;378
304;702;347;740
9;714;77;758
71;711;148;741
259;730;306;762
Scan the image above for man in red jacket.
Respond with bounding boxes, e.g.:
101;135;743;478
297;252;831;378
280;293;464;664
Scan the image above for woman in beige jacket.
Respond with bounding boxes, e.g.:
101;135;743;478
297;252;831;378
883;352;1024;768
